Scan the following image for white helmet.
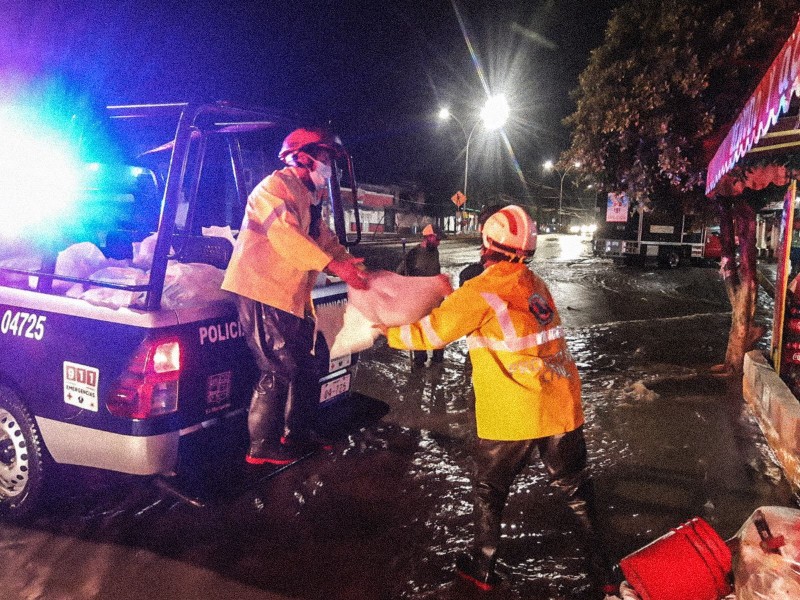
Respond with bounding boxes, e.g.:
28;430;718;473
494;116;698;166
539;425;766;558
482;205;537;259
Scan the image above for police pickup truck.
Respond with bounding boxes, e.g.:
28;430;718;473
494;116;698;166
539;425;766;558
0;102;361;517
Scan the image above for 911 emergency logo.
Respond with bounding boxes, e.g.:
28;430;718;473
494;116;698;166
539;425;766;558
63;361;99;412
528;293;554;325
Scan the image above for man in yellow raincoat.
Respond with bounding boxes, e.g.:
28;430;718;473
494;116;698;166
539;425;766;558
382;205;611;595
223;127;368;466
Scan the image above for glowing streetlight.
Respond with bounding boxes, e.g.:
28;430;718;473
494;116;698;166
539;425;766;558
543;159;581;230
480;94;510;130
438;94;509;227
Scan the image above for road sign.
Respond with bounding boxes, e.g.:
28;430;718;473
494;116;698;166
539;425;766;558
451;191;466;207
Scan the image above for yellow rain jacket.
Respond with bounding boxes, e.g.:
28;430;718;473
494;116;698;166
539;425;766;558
222;167;351;318
386;261;584;441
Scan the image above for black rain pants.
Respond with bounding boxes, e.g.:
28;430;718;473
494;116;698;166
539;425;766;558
236;295;318;457
471;426;610;585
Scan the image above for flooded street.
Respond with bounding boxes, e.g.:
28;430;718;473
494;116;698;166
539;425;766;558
0;235;796;600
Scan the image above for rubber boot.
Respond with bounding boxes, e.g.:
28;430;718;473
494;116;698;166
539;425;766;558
246;373;296;464
458;480;505;590
553;475;616;595
282;381;322;453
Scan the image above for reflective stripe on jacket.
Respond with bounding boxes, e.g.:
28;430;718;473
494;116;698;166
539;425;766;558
222;167;350;317
386;261;584;441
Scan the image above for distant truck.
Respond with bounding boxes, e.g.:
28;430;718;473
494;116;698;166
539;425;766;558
0;102;361;518
593;195;721;267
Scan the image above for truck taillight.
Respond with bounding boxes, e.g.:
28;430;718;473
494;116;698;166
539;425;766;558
107;340;181;419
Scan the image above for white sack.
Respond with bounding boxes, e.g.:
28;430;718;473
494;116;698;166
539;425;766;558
64;260;230;311
66;265;148;308
54;242;109;293
349;270;453;326
317;270;453;358
76;287;141;309
315;302;378;359
132;232;172;269
161;261;232;309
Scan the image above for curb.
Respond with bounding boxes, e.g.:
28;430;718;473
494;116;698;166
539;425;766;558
743;350;800;491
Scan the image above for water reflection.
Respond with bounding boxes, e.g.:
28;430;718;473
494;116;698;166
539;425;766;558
0;239;794;600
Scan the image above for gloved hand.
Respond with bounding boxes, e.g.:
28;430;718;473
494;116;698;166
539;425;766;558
327;257;369;289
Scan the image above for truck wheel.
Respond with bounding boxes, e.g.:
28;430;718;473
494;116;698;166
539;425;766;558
660;250;681;269
0;387;46;519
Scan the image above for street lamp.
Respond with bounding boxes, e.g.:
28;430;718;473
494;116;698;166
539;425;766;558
543;159;581;231
439;94;509;224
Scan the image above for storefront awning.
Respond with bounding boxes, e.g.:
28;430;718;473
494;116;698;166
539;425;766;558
706;16;800;196
340;187;395;208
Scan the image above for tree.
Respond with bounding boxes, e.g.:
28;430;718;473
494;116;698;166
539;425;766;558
565;0;798;373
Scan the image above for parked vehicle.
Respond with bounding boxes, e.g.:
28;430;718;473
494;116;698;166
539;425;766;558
0;102;361;517
594;199;720;267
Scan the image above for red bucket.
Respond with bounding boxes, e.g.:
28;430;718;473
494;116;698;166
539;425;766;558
619;517;732;600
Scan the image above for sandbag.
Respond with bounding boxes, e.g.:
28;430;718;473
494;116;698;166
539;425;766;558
349;270;453;326
317;270;453;358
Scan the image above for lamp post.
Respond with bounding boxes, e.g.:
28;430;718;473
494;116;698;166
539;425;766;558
439;94;509;230
543;159;581;231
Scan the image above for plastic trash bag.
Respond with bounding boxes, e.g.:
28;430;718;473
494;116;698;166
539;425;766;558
317;270;453;358
64;266;149;309
160;261;232;309
54;242;109;293
732;506;800;600
0;253;42;289
73;286;142;309
132;232;171;269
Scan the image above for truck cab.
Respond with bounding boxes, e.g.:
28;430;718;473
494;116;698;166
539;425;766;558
0;102;361;517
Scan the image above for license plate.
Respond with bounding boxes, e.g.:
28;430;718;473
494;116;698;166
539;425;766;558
319;373;350;403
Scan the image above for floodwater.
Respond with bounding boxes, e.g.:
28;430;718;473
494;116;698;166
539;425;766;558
0;235;796;600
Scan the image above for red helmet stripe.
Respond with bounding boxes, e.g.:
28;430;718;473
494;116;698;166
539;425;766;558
500;208;518;235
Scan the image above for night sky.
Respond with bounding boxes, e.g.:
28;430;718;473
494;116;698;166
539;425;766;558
2;0;621;211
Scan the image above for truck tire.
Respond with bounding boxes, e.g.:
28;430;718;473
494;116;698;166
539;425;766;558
0;386;46;519
660;250;681;269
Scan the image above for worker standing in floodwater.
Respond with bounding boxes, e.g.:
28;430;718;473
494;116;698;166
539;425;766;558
222;127;368;467
379;205;614;597
396;223;445;367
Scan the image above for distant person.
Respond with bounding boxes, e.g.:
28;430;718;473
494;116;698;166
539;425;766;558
458;204;505;286
396;224;445;366
379;205;612;595
222;127;368;466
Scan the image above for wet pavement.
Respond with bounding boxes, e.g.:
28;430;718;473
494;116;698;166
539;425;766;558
1;235;796;600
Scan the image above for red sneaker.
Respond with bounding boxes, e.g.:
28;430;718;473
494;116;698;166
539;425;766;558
455;553;498;592
245;445;301;466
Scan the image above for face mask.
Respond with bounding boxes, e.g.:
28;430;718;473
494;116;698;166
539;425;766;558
309;157;332;189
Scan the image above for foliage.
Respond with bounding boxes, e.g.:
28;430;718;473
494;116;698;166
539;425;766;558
564;0;798;205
